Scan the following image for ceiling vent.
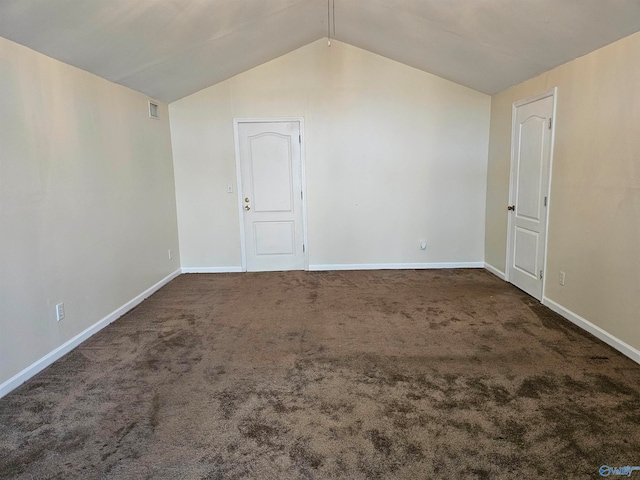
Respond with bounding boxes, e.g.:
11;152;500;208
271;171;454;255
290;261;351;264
148;100;159;119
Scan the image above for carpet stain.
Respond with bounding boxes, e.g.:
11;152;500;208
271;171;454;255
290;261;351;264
238;420;283;447
149;394;161;428
516;375;558;398
289;438;324;470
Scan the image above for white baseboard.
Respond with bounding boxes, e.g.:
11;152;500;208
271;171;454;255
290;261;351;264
181;266;243;273
308;262;484;271
0;268;182;399
183;264;484;273
543;297;640;365
484;263;506;280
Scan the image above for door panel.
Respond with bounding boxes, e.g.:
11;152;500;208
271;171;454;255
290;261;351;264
514;227;539;277
516;117;545;220
508;95;554;299
250;134;293;212
238;121;305;272
254;222;295;255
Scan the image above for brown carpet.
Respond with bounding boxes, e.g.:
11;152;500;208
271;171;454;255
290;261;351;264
1;269;639;479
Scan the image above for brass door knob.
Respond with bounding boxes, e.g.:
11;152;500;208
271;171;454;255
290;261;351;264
507;205;515;211
244;197;250;203
244;205;250;211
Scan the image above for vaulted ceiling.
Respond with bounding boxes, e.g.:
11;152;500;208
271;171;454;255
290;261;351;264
2;1;640;102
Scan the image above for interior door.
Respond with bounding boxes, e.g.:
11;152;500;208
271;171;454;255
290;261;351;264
507;95;554;299
237;121;305;272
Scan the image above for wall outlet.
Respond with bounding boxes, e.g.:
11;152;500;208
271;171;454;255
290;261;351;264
559;271;566;286
227;184;233;193
168;249;173;260
56;303;65;322
420;240;427;250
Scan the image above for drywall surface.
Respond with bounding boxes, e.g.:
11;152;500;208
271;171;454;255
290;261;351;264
170;39;491;269
485;32;640;350
0;37;180;385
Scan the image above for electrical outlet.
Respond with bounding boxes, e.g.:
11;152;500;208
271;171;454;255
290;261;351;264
168;249;173;260
420;240;427;250
227;184;233;193
559;271;566;286
56;303;65;322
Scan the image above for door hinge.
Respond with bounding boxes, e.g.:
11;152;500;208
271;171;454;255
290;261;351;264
299;134;301;143
303;244;305;253
548;118;552;129
301;191;303;200
544;196;547;207
540;270;543;280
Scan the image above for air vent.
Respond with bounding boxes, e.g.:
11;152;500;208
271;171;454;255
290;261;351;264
148;101;159;119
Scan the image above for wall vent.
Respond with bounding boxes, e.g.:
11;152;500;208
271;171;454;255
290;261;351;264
148;101;159;119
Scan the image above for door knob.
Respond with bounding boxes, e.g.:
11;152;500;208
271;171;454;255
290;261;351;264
244;205;250;211
507;205;515;211
244;197;250;203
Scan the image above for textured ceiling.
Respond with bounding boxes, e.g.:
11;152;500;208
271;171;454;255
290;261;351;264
1;0;640;102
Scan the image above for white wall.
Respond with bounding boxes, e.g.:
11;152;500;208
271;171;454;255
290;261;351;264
170;39;491;269
0;37;180;388
485;32;640;354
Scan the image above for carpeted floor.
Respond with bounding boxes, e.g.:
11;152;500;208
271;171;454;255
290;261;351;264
1;269;639;479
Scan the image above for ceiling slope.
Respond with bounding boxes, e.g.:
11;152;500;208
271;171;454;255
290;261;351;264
1;0;640;102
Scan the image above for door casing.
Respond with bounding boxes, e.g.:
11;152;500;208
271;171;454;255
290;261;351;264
505;88;557;301
233;117;309;272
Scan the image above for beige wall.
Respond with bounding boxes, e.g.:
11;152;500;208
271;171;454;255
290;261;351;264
170;39;491;269
485;32;640;351
0;37;180;386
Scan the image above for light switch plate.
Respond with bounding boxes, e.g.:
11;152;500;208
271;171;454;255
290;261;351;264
56;303;65;322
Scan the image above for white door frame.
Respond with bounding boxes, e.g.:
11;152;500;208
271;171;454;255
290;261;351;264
505;88;557;300
233;117;309;272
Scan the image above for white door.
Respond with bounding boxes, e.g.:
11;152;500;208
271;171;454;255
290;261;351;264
507;94;554;300
237;121;305;272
